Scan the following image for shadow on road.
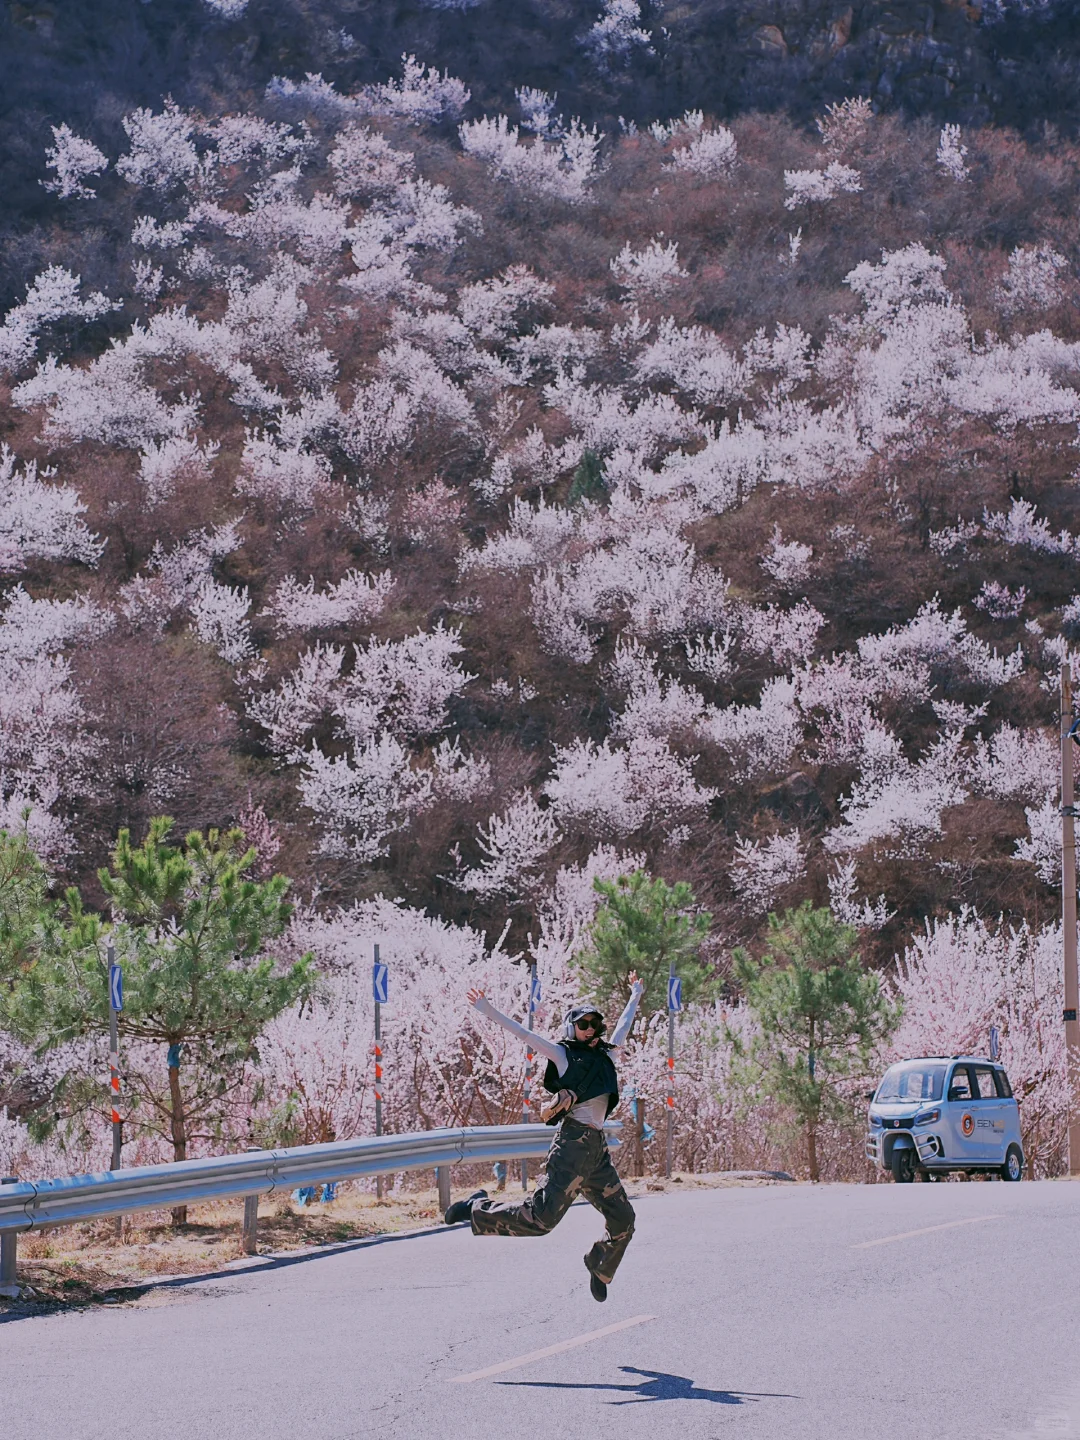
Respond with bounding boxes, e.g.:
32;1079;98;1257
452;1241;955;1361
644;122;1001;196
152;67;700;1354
499;1365;799;1406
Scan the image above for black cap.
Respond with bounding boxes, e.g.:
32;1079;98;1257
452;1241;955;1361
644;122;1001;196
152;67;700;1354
566;1004;603;1025
563;1004;606;1039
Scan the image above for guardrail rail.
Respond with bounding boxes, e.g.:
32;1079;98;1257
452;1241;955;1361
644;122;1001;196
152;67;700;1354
0;1122;619;1297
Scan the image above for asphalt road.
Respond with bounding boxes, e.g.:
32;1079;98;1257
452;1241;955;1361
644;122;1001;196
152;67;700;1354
5;1178;1080;1440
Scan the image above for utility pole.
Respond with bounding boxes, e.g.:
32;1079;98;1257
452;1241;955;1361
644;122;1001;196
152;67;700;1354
1061;664;1080;1176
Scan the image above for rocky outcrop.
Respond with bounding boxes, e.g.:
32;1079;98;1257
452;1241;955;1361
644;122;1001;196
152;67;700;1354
1;0;1078;242
654;0;1021;125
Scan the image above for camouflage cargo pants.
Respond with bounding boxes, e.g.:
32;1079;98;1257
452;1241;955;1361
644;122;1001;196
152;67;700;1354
470;1118;636;1283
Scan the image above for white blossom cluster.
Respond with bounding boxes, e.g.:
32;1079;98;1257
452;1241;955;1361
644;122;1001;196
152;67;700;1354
0;266;118;375
730;830;806;911
581;0;654;68
936;124;969;182
668;125;738;179
459;114;605;204
784;162;862;209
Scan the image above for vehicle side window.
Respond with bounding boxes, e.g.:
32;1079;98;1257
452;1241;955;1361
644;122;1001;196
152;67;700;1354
996;1070;1013;1099
948;1067;973;1101
973;1067;998;1100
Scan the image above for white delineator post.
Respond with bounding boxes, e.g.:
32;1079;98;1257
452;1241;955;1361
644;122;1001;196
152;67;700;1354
1060;664;1080;1176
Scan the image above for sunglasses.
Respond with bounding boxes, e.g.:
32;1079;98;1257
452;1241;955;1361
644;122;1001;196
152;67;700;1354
575;1016;602;1033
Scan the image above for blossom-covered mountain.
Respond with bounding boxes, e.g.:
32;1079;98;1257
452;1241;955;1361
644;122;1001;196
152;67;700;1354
2;75;1077;942
1;66;1077;1178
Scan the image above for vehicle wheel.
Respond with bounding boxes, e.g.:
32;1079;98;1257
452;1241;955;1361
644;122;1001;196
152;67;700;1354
891;1147;917;1183
1001;1145;1024;1182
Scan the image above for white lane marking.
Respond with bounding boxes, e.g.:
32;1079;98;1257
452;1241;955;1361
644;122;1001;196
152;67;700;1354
447;1313;657;1383
852;1214;1000;1249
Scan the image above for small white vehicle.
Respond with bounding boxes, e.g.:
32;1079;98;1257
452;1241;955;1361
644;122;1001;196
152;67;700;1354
865;1055;1024;1183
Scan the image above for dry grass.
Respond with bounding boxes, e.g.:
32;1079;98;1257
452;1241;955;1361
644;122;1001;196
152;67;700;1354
4;1184;444;1310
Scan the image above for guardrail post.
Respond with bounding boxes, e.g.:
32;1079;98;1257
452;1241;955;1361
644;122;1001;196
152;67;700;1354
241;1148;260;1255
436;1165;451;1213
242;1194;259;1255
633;1102;646;1178
0;1177;18;1298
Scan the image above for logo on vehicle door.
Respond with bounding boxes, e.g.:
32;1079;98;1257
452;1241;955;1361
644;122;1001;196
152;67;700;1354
961;1112;975;1137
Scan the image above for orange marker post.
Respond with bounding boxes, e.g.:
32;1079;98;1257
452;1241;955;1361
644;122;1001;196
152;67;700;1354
373;943;387;1199
665;962;682;1179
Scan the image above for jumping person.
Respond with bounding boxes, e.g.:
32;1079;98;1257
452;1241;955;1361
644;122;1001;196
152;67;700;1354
443;972;644;1302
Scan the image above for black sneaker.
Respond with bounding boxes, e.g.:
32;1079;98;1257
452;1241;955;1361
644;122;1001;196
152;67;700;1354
587;1266;608;1302
444;1189;488;1225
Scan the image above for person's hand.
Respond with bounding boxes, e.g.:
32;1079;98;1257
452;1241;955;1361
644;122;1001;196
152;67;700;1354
467;987;485;1006
627;970;642;990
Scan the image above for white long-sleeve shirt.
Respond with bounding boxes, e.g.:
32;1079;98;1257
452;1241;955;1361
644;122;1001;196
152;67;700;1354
472;982;643;1129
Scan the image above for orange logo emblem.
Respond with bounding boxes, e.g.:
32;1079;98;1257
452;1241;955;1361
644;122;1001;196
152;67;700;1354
961;1112;975;1137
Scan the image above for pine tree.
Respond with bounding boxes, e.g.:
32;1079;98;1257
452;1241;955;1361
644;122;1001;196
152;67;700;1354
0;826;52;994
730;903;899;1181
11;818;312;1222
567;448;608;505
575;870;713;1019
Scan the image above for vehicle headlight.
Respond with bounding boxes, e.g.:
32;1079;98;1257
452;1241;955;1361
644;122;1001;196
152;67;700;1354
869;1114;883;1128
914;1108;940;1127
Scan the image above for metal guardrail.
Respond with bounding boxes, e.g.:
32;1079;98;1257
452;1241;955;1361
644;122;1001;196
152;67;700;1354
0;1121;621;1295
0;1123;584;1236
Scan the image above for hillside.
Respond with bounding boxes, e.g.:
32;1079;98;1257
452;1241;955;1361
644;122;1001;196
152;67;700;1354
0;63;1076;1178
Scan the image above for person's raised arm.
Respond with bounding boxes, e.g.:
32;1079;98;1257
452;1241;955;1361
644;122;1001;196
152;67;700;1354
607;971;645;1049
467;988;568;1073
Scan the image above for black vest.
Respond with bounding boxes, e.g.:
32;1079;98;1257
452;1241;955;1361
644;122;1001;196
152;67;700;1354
544;1041;619;1119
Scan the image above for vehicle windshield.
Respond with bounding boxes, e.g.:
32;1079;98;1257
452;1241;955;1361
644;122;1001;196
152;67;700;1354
874;1062;946;1104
